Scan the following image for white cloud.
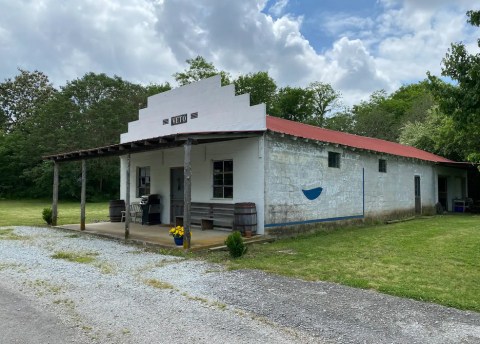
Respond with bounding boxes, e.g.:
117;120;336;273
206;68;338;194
268;0;289;17
0;0;477;108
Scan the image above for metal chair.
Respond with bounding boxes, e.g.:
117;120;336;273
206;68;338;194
120;203;142;223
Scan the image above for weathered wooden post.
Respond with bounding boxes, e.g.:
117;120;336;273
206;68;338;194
80;159;86;231
52;161;59;226
183;138;192;249
125;153;131;240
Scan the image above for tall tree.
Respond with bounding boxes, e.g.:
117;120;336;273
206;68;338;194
0;72;158;199
0;69;57;132
428;10;480;163
307;82;342;127
351;90;397;140
324;110;355;133
352;82;436;141
144;82;172;98
234;71;277;113
270;87;314;123
173;56;230;86
399;106;463;161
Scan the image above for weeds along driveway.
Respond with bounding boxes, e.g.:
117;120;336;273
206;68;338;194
1;226;479;344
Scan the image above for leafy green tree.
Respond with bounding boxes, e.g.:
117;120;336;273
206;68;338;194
0;69;57;132
352;82;436;141
428;10;480;163
399;107;463;161
26;73;149;199
234;71;277;113
144;82;172;98
270;87;314;123
173;56;230;86
351;90;397;140
0;71;160;199
307;82;342;127
324;110;355;133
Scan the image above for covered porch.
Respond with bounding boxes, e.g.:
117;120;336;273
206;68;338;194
56;221;235;251
44;131;264;249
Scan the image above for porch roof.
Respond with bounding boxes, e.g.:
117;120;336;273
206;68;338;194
43;131;264;162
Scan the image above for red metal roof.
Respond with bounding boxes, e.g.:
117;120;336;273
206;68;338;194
266;115;454;163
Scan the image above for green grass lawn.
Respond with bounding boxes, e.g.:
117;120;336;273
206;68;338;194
0;199;109;227
211;215;480;312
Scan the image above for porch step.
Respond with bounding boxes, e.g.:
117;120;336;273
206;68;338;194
208;236;275;252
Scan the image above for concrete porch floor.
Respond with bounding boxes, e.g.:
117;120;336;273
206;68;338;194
57;221;234;250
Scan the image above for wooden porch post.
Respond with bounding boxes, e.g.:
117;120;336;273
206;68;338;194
52;161;59;226
183;138;192;249
80;159;86;231
125;153;131;240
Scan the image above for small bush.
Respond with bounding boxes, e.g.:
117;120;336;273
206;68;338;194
42;207;53;225
225;231;247;258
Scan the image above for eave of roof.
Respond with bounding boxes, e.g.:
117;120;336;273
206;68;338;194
266;115;455;164
43;131;263;162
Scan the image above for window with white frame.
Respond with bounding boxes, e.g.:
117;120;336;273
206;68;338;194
328;151;341;168
137;166;150;197
213;160;233;198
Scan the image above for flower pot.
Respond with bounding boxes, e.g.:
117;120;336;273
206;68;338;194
173;236;184;246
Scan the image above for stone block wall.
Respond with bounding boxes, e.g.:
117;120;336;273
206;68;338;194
264;133;437;230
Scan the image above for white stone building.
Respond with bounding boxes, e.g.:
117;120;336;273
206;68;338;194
45;75;469;235
115;76;467;235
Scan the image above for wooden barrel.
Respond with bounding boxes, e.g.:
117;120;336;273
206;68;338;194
234;202;257;235
109;199;125;222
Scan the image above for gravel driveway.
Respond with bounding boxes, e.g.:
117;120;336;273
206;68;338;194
1;226;479;344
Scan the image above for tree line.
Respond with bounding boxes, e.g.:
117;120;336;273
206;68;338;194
1;10;478;201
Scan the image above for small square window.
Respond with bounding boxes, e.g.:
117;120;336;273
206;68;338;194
328;152;340;168
379;159;387;173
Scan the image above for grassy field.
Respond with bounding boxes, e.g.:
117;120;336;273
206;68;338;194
210;214;480;312
0;199;109;227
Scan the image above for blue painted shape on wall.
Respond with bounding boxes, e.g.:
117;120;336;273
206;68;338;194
302;187;323;200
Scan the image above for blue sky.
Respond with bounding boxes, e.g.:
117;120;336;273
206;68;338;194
0;0;477;106
264;0;383;52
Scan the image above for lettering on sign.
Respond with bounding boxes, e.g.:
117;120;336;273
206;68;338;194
171;114;187;126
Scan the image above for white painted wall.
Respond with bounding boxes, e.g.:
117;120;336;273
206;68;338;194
120;137;265;234
362;151;435;216
264;134;440;227
120;76;266;143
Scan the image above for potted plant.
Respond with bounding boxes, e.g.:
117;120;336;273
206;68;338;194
169;225;187;246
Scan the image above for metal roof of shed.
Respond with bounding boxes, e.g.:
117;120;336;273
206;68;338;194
266;115;454;163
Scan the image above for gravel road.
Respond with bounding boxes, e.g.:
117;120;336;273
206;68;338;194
1;226;479;344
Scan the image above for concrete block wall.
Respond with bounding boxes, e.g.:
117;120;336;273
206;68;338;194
120;137;265;234
264;134;363;226
361;150;435;217
264;133;438;228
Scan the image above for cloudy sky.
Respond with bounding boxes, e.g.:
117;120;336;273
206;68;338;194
0;0;478;105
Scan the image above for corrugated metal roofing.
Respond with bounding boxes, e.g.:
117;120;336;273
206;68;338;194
266;115;454;163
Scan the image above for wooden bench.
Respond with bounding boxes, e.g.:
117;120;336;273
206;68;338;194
175;202;235;231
